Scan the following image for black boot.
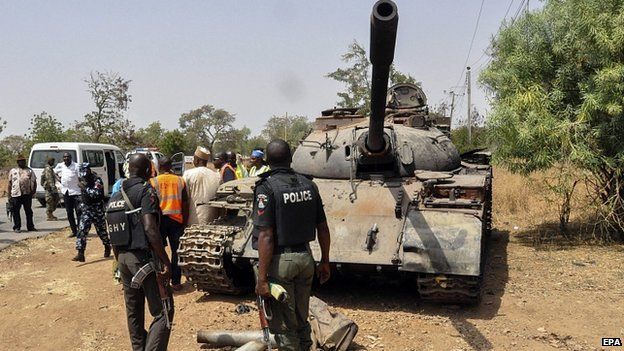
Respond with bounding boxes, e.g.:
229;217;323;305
103;245;111;258
72;249;85;262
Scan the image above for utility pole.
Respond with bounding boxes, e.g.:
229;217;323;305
449;91;457;122
466;66;472;145
284;112;288;140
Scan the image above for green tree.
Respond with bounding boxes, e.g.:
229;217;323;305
327;40;419;115
480;0;624;237
0;117;6;136
159;129;188;157
77;71;132;143
217;127;250;154
108;118;141;151
28;111;65;145
136;121;165;148
179;105;235;154
2;135;28;155
262;114;312;149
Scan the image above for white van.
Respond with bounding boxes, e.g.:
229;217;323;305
29;142;125;206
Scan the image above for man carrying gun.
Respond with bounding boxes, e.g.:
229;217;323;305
107;154;174;351
253;139;332;351
72;163;110;262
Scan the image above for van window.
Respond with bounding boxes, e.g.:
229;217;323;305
30;150;77;168
82;150;105;167
114;151;125;164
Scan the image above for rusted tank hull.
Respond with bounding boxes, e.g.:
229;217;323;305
178;165;491;304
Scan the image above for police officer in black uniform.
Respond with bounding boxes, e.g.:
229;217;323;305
253;139;331;351
109;153;174;351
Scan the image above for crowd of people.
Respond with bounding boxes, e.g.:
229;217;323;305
6;142;330;351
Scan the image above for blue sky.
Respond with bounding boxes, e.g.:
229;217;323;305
0;0;542;137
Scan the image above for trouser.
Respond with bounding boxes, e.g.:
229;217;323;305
45;191;59;218
63;192;82;235
76;203;110;251
160;216;183;285
10;195;34;231
267;251;315;351
118;250;174;351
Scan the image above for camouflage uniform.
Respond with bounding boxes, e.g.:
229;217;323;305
41;164;59;219
76;176;110;251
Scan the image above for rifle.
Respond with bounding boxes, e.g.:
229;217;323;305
255;281;287;351
131;260;172;330
256;294;272;351
6;200;13;222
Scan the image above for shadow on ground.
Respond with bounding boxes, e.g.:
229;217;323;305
193;230;510;350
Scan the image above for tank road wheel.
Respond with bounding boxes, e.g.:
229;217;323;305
178;224;248;294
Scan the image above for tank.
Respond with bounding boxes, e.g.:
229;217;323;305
178;0;492;305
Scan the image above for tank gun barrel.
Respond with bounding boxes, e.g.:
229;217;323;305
367;0;398;153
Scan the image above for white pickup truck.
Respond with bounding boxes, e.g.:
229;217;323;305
126;148;185;175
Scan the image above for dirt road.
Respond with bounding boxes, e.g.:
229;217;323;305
0;224;621;351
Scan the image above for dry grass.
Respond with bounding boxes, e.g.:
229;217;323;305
492;166;611;246
492;167;556;228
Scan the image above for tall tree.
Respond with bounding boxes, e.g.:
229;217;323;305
108;118;141;151
481;0;624;237
0;117;6;136
327;40;419;115
28;111;65;144
178;105;235;154
262;114;312;148
159;129;188;157
2;135;28;155
136;121;165;148
77;71;132;143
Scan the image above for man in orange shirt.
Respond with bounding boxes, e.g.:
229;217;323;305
150;156;189;291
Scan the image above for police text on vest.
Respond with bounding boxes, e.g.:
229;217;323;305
283;190;313;204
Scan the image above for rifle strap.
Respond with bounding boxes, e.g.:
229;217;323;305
120;180;135;211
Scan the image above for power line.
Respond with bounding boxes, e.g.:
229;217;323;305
504;0;517;19
469;0;526;76
511;0;527;23
454;0;486;87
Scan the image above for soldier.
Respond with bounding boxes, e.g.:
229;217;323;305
253;139;331;351
109;153;173;351
40;157;59;221
72;163;111;262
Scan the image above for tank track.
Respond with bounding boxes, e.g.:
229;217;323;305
417;275;482;305
417;171;492;305
178;224;242;294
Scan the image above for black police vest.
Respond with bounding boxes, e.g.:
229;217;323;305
105;181;149;251
266;173;318;246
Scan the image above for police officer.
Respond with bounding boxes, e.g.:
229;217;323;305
110;153;174;351
72;163;111;262
253;139;331;351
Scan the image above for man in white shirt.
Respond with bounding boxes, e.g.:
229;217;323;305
54;152;82;237
183;146;221;225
